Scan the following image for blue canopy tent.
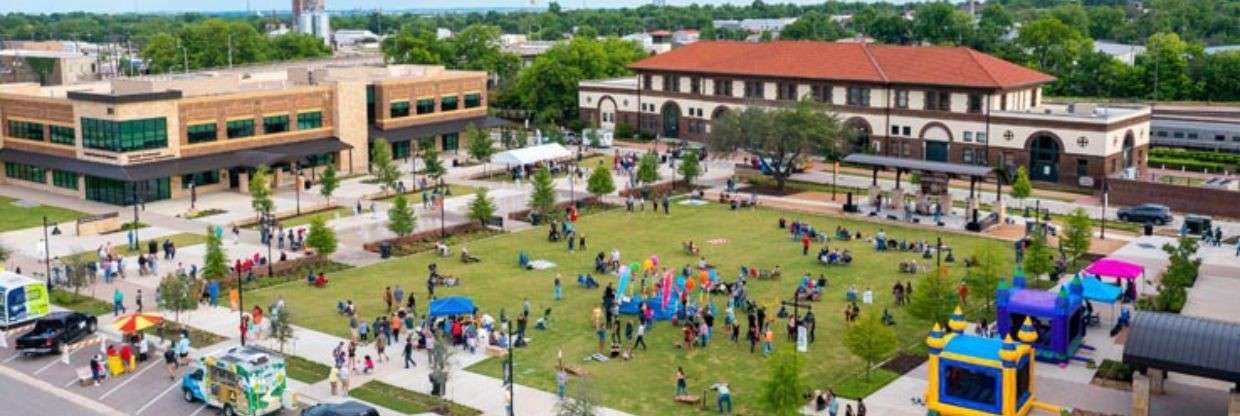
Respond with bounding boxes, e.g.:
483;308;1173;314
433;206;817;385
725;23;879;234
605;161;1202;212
1080;276;1122;304
429;296;476;318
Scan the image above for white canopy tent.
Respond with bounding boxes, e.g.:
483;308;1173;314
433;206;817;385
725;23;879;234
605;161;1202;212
491;143;573;166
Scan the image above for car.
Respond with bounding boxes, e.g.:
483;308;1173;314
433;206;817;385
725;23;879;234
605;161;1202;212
301;401;380;416
15;311;97;355
1116;203;1173;225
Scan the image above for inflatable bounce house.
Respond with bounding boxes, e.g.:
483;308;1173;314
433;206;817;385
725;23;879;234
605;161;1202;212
995;268;1089;363
925;309;1063;416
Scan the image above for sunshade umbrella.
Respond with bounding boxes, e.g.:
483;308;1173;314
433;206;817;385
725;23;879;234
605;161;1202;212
112;313;164;334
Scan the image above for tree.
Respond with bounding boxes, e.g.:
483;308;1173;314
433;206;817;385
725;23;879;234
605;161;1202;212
760;347;806;416
1049;3;1091;31
586;164;616;197
514;129;530;149
510;37;646;125
1016;17;1092;93
852;8;913;44
779;11;851;41
465;124;495;164
963;247;1004;314
61;255;96;297
1060;208;1093;269
1136;32;1199;100
1199;51;1240;102
381;25;450;65
444;24;521;88
679;152;701;189
912;2;974;46
1023;232;1055;279
202;226;230;280
268;33;331;61
1010;166;1032;208
468;188;497;226
710;99;846;192
304;217;338;257
428;333;455;396
319;163;339;205
1087;6;1129;40
371;140;400;194
387;194;416;237
270;304;294;352
843;312;898;380
635;153;661;187
909;267;957;327
529;166;558;221
422;147;446;183
248;166;273;216
1160;237;1200;289
157;273;198;324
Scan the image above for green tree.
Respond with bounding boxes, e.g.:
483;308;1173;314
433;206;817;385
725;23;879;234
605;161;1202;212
586;164;616;197
843;312;898;380
445;24;522;88
555;377;599;416
1049;3;1091;30
371;140;400;194
1010;166;1032;208
157;273;198;324
678;151;701;188
909;267;957;327
760;347;806;416
513;129;530;149
141;32;182;73
510;37;645;125
529;165;558;221
422;147;446;183
468;188;497;226
202;226;230;280
1087;6;1129;40
1160;237;1200;288
387;194;416;237
1023;232;1055;279
248;166;273;216
465;124;495;164
270;305;294;352
852;7;913;44
710;99;847;192
1136;32;1199;100
1060;208;1093;269
304;217;337;257
381;25;450;65
428;333;455;396
912;2;974;45
1199;51;1240;102
1016;17;1092;94
268;33;331;61
318;163;340;205
61;255;96;297
636;153;661;187
779;11;851;41
964;247;1005;313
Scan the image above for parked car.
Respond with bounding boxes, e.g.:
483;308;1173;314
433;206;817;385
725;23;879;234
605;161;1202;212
301;401;380;416
15;311;97;355
1116;203;1173;225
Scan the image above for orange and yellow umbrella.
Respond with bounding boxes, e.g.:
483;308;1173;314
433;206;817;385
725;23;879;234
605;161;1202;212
112;313;164;334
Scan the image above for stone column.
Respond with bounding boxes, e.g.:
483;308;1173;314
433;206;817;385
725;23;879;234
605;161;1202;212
966;197;979;216
237;172;250;195
869;185;882;210
270;168;282;190
917;192;930;214
939;193;954;217
1132;372;1151;416
1229;387;1240;416
995;197;1007;223
1149;368;1166;395
891;188;905;211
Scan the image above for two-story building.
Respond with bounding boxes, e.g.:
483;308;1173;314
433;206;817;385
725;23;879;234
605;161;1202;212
0;63;500;204
579;41;1151;188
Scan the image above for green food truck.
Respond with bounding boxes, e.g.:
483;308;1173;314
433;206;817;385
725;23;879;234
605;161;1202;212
0;271;51;327
182;345;288;416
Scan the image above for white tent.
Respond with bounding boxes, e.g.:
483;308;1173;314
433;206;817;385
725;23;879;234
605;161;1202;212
491;143;573;166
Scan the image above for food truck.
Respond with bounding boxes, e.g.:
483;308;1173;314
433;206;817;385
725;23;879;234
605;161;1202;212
182;345;288;416
0;271;51;327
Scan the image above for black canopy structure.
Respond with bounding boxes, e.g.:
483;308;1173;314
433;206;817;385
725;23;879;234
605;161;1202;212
1123;311;1240;383
0;137;352;182
371;115;513;144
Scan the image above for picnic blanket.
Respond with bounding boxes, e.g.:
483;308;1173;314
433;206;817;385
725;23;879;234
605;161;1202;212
529;260;557;270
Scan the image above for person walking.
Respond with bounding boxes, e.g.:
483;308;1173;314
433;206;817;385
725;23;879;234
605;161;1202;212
112;289;125;317
135;289;144;313
328;365;341;396
556;368;568;401
715;382;732;414
163;345;178;380
554;277;562;301
632;321;648;351
675;367;687;397
403;336;416;368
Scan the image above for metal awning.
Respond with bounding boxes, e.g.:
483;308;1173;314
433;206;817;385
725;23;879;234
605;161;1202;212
1122;311;1240;383
371;116;513;143
0;137;352;182
843;154;994;177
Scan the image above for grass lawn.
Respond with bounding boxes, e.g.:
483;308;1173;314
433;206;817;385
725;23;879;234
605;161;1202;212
142;320;228;348
0;196;86;232
249;203;1012;415
348;381;481;416
62;232;207;264
50;289;113;316
286;355;331;384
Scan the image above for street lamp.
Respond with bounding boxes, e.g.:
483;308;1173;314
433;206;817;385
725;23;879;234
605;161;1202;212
506;316;516;416
439;176;446;239
42;216;61;291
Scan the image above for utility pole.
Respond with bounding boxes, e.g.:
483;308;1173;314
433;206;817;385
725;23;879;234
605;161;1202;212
227;33;234;69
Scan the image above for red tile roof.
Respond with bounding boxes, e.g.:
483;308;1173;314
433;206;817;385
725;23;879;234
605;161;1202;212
627;41;1055;89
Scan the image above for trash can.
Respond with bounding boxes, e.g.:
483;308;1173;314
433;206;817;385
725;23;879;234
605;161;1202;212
1143;222;1154;236
380;242;392;259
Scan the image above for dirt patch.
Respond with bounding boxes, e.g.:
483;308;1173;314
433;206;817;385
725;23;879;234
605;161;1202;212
983;223;1026;241
880;352;927;375
1089;237;1128;255
785;191;849;203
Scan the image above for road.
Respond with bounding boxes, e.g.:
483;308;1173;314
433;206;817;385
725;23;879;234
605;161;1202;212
0;368;110;415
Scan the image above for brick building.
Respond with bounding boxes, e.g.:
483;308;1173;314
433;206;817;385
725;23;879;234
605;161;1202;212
579;41;1151;188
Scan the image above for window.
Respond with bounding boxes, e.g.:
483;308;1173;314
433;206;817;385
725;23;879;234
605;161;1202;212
262;115;289;135
84;176;170;205
1216;135;1226;142
390;101;411;118
1172;132;1184;139
901;142;911;157
5;162;46;183
777;82;798;101
1155;130;1168;137
49;125;74;145
811;84;832;103
81;117;168;152
744;80;764;99
416;98;435;115
442;133;459;153
943;364;998;408
895;90;909;109
891;125;900;135
187;123;217;144
391;141;412;159
663;75;677;92
903;126;911;136
643;74;653;90
440;95;458;112
297;112;323;130
1076;159;1089;177
464;93;482;109
181;170;220;188
226;119;255;139
690;77;701;94
7;120;44;141
924;91;951;111
963;131;973;143
976;132;987;143
846;87;870;106
967;94;983;114
52;170;78;190
962;148;974;164
715;79;733;97
1187;132;1198;139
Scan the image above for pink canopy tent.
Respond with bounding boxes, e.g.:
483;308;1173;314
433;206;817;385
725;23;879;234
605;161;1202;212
1083;258;1145;297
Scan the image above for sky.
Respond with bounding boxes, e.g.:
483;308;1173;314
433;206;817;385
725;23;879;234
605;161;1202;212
0;0;912;14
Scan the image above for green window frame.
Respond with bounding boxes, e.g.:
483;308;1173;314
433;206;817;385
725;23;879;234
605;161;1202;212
390;101;411;118
52;170;78;190
463;93;482;109
442;133;459;153
187;123;218;144
227;119;255;139
440;95;458;112
391;141;412;160
263;115;290;135
49;125;75;145
81;117;167;152
7;120;45;141
297;111;323;130
5;162;46;183
415;98;435;115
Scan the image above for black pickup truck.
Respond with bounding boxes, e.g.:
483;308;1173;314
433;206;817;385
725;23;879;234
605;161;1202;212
16;311;97;355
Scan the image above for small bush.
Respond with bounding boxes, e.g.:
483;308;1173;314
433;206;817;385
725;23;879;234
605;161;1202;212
1095;359;1135;382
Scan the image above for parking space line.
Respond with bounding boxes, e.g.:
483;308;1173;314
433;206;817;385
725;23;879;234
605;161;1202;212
134;380;179;416
3;353;22;363
188;404;207;416
65;376;84;388
33;358;64;375
98;360;162;400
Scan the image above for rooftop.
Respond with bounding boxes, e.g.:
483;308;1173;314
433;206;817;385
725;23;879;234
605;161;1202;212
1123;311;1240;383
0;49;91;59
627;41;1056;89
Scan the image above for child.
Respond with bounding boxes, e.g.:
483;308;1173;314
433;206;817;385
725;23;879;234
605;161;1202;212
363;355;375;374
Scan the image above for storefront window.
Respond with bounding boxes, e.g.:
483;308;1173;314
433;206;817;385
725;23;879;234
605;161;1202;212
187;123;218;144
81;117;168;152
84;176;170;205
227;119;255;139
53;170;78;189
4;162;46;183
263;115;289;134
49;125;75;145
181;170;220;189
7;120;45;141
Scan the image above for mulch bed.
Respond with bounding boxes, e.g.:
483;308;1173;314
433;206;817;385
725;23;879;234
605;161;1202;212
880;352;927;375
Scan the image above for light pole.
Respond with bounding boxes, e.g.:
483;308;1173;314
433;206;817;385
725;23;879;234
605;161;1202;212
439;176;446;239
507;317;515;416
42;216;61;291
1100;179;1108;240
294;162;302;215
